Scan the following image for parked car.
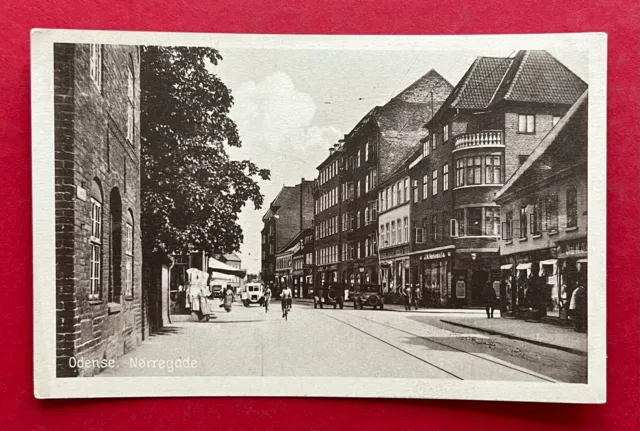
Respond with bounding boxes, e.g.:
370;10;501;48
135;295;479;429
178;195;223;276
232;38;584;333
211;284;224;299
313;282;345;309
352;284;384;310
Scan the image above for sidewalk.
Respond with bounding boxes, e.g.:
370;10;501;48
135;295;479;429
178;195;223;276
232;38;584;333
293;298;488;315
440;317;587;356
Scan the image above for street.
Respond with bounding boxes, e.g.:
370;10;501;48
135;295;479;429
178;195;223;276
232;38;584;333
100;300;586;382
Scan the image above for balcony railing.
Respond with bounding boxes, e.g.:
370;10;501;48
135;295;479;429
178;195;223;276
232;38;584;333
453;130;504;152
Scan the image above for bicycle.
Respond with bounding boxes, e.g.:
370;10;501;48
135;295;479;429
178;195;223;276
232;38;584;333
282;298;292;320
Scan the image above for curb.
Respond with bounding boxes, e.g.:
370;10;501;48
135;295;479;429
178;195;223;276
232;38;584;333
440;319;588;357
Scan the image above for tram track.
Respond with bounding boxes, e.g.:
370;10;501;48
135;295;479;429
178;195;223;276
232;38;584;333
319;310;557;383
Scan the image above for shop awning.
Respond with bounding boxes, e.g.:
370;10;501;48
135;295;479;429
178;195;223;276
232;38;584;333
209;270;235;281
577;258;588;263
500;264;513;270
208;257;247;278
516;263;532;270
540;259;558;266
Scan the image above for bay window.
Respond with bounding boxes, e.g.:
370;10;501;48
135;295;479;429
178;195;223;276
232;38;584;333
454;209;465;237
466;157;482;185
467;207;482;236
485;155;502;184
455;159;465;187
484;207;500;236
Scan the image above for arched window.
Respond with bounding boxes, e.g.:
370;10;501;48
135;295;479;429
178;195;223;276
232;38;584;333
89;179;103;300
109;188;123;303
125;209;134;298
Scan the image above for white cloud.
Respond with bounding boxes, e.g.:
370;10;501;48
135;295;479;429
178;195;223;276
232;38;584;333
227;72;342;273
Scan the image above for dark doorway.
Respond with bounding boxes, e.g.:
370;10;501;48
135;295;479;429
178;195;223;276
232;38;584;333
471;270;488;306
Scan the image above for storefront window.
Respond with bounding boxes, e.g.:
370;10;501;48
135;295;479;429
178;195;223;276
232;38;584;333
467;207;482;236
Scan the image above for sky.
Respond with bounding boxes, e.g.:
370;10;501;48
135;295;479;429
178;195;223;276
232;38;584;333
208;46;588;274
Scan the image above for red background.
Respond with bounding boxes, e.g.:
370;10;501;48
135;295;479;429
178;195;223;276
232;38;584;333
1;0;638;429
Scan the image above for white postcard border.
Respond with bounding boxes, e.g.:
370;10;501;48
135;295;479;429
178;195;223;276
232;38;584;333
32;29;607;402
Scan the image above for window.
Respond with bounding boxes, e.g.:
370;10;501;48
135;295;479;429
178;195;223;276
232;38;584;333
89;186;102;300
566;187;578;228
356;211;361;229
127;66;135;144
518;114;535;133
485;207;500;236
385;188;389;210
385;222;390;246
89;44;102;89
412;179;419;202
423;174;429;199
396;183;402;205
365;239;369;257
454;209;464;236
423;133;430;156
432;169;438;196
466;157;482;185
443;124;449;142
531;201;542;235
546;194;559;231
503;211;513;240
403;216;409;243
391;185;396;207
404;178;409;202
108;188;123;304
356;180;361;198
366;142;370;161
396;219;402;245
124;215;134;298
391;221;396;245
415;223;424;243
519;206;528;238
552;115;561;126
485;155;502;184
380;225;385;247
467;207;482;236
357;150;361;168
455;159;465;187
443;163;449;191
364;208;370;225
431;214;438;241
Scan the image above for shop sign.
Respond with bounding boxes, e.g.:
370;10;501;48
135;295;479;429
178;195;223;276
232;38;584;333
456;280;466;298
559;240;587;258
421;251;448;261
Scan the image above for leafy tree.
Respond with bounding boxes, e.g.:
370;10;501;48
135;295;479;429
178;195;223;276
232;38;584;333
140;46;270;257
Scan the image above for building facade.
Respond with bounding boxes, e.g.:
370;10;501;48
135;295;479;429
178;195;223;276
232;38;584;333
313;70;453;296
261;179;314;287
55;43;145;377
496;91;588;318
410;50;588;307
220;253;243;293
378;164;413;297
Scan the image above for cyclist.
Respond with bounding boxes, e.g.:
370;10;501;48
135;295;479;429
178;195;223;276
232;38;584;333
281;284;293;318
263;285;272;313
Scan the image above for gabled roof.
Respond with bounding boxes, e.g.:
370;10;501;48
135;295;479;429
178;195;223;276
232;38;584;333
495;89;588;202
491;50;587;106
428;50;587;127
277;228;311;254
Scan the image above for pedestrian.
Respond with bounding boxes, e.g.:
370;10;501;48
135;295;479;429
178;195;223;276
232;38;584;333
483;282;498;319
403;284;412;311
413;285;421;310
569;283;587;332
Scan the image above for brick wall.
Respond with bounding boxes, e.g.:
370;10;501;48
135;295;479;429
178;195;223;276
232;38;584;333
55;43;146;377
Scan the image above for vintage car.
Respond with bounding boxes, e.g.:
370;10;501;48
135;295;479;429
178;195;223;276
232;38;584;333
245;283;265;306
352;284;384;310
313;282;345;309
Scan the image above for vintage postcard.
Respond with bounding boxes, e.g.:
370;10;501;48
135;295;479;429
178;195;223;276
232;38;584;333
32;30;606;402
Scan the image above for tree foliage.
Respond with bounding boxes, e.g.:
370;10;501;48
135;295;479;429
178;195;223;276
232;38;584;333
140;46;270;256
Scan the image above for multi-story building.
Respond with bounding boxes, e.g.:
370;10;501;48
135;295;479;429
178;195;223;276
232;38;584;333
261;179;314;287
378;162;413;296
496;90;588;318
314;70;452;295
54;43;145;376
277;228;314;298
409;50;587;307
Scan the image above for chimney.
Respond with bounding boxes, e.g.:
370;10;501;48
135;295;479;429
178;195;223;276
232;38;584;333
329;148;335;155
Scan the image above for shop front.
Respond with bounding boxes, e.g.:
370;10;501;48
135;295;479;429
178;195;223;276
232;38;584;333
499;247;559;317
452;249;500;307
556;236;588;318
410;246;454;308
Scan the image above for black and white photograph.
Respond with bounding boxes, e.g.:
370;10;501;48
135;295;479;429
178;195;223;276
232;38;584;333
32;30;606;402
